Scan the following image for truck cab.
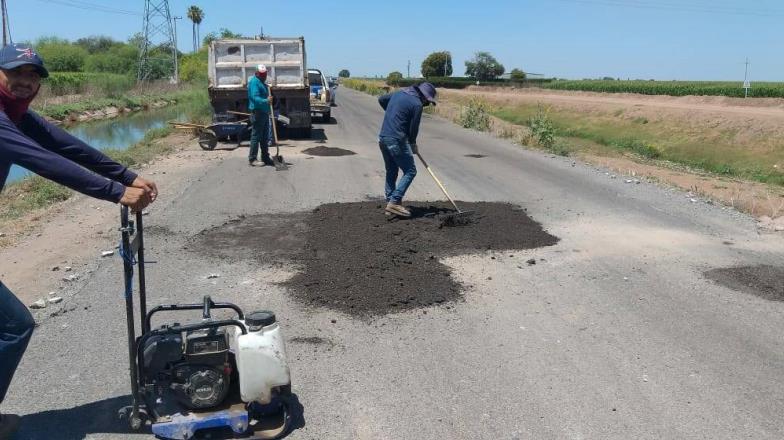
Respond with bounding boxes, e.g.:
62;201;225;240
308;68;331;122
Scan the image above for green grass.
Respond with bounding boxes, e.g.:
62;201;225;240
341;78;388;96
35;86;206;121
0;177;73;221
544;79;784;98
43;72;136;96
491;103;784;185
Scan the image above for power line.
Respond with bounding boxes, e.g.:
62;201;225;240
549;0;784;17
32;0;142;16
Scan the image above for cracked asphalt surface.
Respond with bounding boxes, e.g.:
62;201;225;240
5;87;784;439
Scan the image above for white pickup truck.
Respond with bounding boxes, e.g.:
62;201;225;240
208;37;313;137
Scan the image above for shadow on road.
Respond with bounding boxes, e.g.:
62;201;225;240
19;394;306;439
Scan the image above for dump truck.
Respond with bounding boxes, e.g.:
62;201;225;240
208;37;313;138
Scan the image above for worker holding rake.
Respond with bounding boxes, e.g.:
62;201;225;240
377;82;437;217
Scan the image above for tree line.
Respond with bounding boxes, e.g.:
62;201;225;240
338;51;526;84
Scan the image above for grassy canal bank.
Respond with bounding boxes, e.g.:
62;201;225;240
0;86;211;231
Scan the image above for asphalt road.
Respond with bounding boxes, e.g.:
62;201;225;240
5;87;784;439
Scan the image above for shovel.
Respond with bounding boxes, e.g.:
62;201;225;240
268;94;288;171
415;150;475;226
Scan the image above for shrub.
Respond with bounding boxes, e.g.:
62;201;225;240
84;45;138;75
612;138;661;159
386;71;404;86
37;42;88;72
510;68;526;82
92;74;135;98
528;108;556;150
44;72;90;95
457;99;490;131
180;49;208;83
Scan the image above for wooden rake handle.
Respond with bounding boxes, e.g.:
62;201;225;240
268;93;279;145
415;151;462;213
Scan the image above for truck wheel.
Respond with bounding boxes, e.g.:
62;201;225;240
322;111;331;123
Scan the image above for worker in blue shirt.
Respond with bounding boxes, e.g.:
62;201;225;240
247;64;274;166
0;43;157;438
377;82;437;217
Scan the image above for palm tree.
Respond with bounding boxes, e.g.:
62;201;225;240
186;5;204;52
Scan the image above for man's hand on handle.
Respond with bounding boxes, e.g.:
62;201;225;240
120;187;152;212
131;176;158;202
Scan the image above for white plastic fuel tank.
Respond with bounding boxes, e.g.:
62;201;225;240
228;310;291;404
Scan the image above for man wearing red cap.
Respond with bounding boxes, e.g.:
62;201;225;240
247;64;273;166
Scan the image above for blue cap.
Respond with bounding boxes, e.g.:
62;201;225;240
0;44;49;78
416;82;437;105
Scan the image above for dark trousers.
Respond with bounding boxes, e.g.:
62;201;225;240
249;109;271;163
379;137;417;203
0;281;35;404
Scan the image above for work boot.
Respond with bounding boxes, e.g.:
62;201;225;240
261;155;275;166
0;413;20;439
385;202;411;217
248;160;257;167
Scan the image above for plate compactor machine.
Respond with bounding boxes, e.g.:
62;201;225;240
117;207;293;439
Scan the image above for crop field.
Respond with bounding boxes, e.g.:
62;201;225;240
543;80;784;98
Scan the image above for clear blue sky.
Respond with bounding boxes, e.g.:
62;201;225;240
9;0;784;81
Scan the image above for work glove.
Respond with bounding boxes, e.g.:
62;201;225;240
410;143;419;155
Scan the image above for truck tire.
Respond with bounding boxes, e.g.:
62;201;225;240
322;110;331;123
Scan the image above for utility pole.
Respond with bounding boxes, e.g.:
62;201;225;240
407;60;410;78
743;57;751;98
172;16;181;84
138;0;177;82
1;0;9;46
443;52;450;77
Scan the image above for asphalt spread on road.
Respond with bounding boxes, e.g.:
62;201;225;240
194;201;558;316
302;146;356;156
704;265;784;301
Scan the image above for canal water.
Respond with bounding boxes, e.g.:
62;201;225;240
7;105;190;183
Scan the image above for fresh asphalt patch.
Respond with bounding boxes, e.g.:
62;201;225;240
302;146;356;156
192;201;558;317
704;265;784;301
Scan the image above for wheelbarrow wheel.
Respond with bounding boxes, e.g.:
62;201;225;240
198;129;218;150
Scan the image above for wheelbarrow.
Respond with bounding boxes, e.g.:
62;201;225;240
169;118;251;151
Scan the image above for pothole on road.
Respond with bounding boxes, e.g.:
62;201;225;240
704;265;784;301
302;146;356;156
192;202;558;317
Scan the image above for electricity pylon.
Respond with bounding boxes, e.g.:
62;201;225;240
138;0;177;82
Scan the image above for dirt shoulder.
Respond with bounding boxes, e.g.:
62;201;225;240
0;131;229;306
436;88;784;223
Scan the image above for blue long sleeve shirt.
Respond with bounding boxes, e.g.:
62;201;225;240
0;110;137;203
247;76;270;112
378;91;423;144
